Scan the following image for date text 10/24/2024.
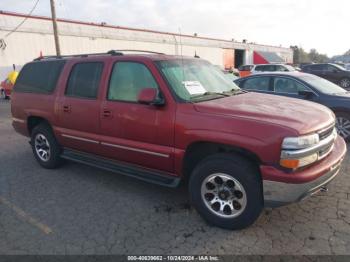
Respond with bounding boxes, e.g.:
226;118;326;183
127;256;219;261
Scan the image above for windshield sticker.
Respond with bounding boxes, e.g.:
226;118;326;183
182;81;206;95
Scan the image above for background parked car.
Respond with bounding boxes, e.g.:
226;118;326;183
0;68;18;99
238;64;254;77
301;63;350;89
234;72;350;140
238;64;296;77
0;78;13;99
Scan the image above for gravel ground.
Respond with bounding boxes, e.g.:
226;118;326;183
0;99;350;255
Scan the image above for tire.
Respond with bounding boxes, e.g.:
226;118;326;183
335;112;350;142
31;123;63;169
189;153;263;230
339;78;350;89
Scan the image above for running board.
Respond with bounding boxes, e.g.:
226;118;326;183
61;149;180;188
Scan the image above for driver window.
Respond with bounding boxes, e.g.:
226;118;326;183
325;65;338;72
108;62;158;102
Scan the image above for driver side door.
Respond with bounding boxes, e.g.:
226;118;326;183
272;76;317;101
99;60;176;172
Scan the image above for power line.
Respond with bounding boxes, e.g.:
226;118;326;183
4;0;40;38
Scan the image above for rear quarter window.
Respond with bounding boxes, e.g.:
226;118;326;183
14;60;65;94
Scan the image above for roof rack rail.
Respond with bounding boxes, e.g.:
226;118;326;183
107;49;165;55
33;49;164;61
33;51;123;61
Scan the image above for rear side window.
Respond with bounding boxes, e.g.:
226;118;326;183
14;60;65;94
66;62;103;99
255;65;275;72
308;64;323;71
276;65;288;72
242;76;271;91
239;65;253;71
108;62;158;102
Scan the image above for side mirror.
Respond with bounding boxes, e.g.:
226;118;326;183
298;90;314;99
137;88;165;106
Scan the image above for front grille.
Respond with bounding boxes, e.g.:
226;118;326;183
317;123;336;160
319;124;334;141
319;144;334;159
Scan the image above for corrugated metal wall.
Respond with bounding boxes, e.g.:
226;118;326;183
0;12;293;79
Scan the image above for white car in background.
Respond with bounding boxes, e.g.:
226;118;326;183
250;64;297;74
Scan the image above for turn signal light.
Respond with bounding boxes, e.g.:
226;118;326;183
280;159;299;169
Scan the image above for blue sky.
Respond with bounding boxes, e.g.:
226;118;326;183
1;0;349;56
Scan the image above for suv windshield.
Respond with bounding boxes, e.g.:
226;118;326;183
300;74;347;94
157;59;241;102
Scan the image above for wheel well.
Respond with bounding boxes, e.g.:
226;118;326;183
27;116;49;135
182;142;261;180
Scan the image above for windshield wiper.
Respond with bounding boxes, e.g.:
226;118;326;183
224;89;248;95
191;92;231;99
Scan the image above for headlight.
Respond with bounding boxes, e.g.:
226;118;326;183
280;133;320;169
282;133;319;150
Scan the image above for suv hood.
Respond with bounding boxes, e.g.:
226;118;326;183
194;92;334;135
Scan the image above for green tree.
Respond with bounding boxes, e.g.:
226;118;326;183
290;46;310;64
290;46;329;64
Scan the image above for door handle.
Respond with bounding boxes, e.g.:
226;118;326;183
102;109;113;118
63;105;71;113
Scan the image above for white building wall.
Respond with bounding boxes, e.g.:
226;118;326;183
0;12;293;79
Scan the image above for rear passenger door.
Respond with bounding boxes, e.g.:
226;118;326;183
307;64;324;78
57;61;105;154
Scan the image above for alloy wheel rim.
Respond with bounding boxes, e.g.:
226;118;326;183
34;133;51;162
336;116;350;139
340;79;350;88
201;173;247;218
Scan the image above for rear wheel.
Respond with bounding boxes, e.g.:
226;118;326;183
339;78;350;89
189;153;263;230
335;112;350;141
31;123;63;169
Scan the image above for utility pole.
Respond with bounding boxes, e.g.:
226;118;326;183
50;0;61;56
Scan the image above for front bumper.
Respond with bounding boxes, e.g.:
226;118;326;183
262;136;346;207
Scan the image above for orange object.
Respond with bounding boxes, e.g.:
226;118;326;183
280;159;299;169
239;71;251;78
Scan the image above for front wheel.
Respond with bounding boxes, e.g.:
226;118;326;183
339;78;350;89
336;112;350;141
189;153;263;230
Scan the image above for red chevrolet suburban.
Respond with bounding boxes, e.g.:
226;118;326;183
11;50;346;229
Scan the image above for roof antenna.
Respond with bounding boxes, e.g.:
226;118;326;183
194;51;200;58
